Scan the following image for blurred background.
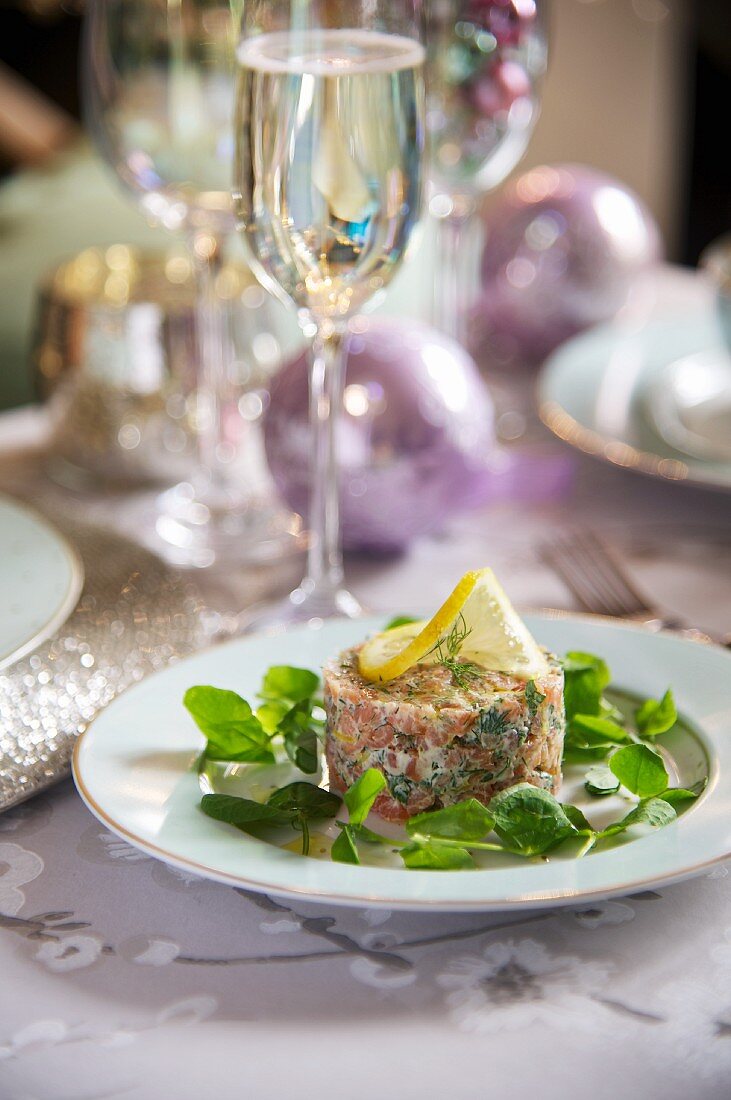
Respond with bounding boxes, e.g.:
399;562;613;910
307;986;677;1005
0;0;729;411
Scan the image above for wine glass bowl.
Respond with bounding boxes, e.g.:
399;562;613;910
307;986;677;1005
425;0;548;342
83;0;237;236
235;28;425;322
427;0;547;198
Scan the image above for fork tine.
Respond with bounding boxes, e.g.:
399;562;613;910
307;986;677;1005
572;530;654;617
540;535;618;616
558;534;629;616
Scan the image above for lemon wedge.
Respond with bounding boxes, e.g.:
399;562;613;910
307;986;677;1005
359;568;548;683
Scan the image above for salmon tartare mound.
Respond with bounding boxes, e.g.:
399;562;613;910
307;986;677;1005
324;647;565;823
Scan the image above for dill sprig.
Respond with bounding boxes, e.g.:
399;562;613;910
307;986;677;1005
427;613;479;689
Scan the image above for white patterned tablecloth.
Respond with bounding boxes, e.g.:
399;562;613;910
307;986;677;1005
1;781;730;1099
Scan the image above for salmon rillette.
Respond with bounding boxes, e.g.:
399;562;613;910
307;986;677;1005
324;647;566;823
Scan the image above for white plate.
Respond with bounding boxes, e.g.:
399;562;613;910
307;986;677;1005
0;495;84;670
538;313;731;491
72;614;731;911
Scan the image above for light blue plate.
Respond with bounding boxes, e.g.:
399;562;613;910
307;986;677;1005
0;495;84;670
538;313;731;491
73;614;731;911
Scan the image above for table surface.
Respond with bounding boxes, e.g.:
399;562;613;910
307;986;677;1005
2;270;731;1098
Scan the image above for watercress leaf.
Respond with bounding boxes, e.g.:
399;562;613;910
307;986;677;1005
601;796;676;837
406;799;494;842
384;615;421;631
571;715;630;744
356;823;397;845
400;841;475;870
184;685;274;763
489;783;577;855
205;717;274;764
562;651;611;721
256;700;290;734
636;689;677;738
331;826;360;864
560;803;594;833
562;740;615;765
260;666;320;705
200;793;291;830
561;653;605;674
267;782;341;821
563;715;630;764
184;685;252;732
584;764;621;796
344;768;387;826
609;743;669;798
525;680;546;716
282;723;319;774
658;787;698;807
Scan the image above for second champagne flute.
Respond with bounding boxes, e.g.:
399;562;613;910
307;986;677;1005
235;1;426;625
82;0;302;568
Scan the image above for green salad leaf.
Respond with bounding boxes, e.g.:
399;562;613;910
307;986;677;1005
584;764;621;796
489;784;578;855
331;769;389;863
200;793;292;831
406;799;494;842
331;825;360;864
562;651;611;722
600;797;677;837
563;714;630;763
201;782;340;856
609;743;669;798
185;665;324;774
636;689;677;738
400;840;475;870
659;786;700;807
279;706;319;774
260;666;320;705
267;782;340;820
184;686;274;764
560;803;594;832
344;768;387;825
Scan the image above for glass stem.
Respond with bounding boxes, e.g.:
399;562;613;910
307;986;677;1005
189;230;231;505
302;325;346;609
432;201;480;347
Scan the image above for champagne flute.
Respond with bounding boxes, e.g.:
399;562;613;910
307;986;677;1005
426;0;548;343
234;1;426;624
82;0;302;567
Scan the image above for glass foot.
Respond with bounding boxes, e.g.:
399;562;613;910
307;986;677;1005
152;482;306;569
238;580;364;634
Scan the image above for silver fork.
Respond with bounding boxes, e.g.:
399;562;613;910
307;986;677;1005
540;529;725;645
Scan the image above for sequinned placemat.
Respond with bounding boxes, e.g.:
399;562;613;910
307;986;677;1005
0;517;209;811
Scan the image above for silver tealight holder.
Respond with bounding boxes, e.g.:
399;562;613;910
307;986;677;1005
32;244;299;489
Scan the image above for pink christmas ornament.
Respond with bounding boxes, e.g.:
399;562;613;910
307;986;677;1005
471;58;533;118
264;318;497;553
468;0;537;47
478;164;663;361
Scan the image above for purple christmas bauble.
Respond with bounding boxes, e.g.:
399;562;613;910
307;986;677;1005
264;318;496;553
478;164;663;361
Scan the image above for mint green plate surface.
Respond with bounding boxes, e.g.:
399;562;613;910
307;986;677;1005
0;495;84;670
538;313;731;491
73;615;731;911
